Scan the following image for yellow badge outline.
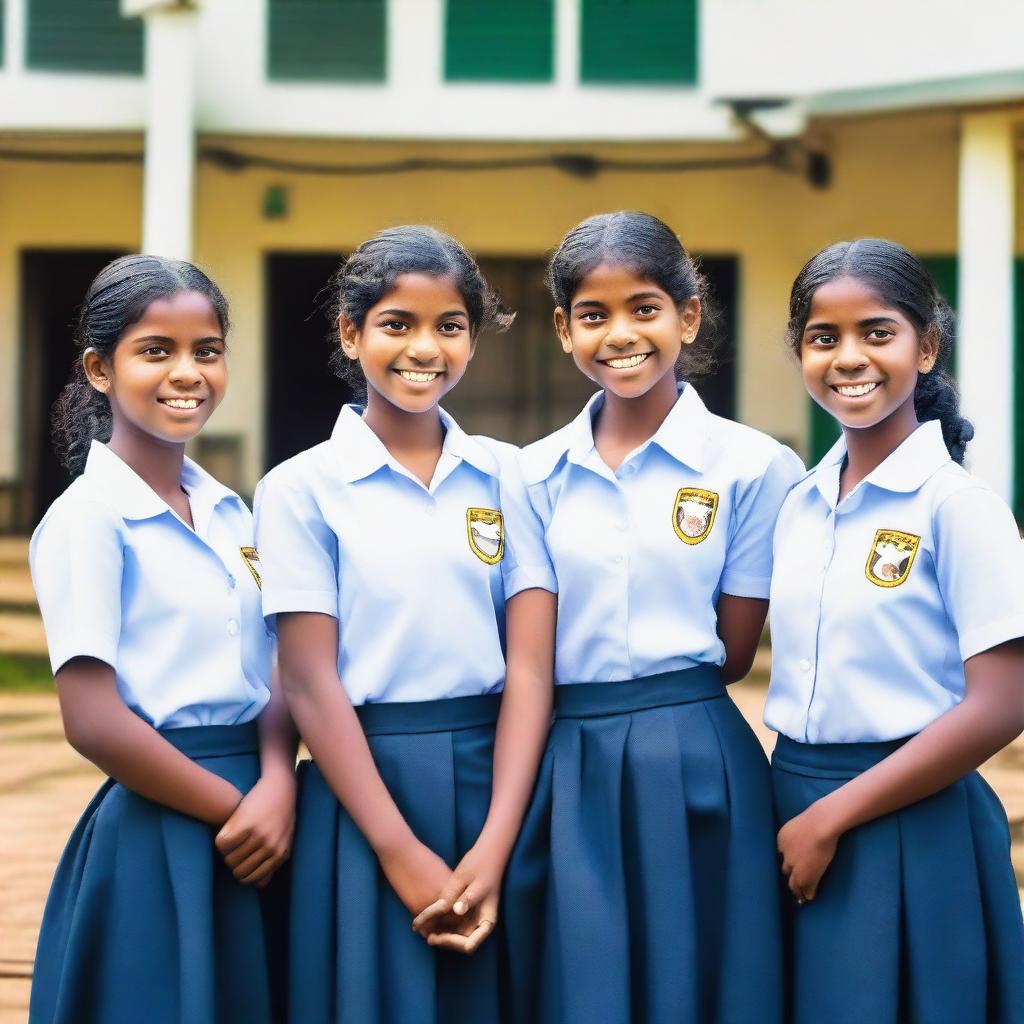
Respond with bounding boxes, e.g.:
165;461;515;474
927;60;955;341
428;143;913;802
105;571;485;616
672;487;719;546
864;529;920;588
239;546;262;590
466;507;505;565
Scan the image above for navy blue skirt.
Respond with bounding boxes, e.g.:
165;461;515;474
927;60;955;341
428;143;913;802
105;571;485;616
504;666;784;1024
772;734;1024;1024
29;721;285;1024
289;692;503;1024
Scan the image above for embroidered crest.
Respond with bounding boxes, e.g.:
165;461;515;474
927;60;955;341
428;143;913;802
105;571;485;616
673;488;719;545
865;529;920;588
467;508;504;565
240;547;262;589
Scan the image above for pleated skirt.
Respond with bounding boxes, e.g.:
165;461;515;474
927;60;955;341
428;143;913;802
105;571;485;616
288;692;503;1024
772;734;1024;1024
504;666;784;1024
29;721;285;1024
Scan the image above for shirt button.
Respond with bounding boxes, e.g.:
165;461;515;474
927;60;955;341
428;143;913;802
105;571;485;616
227;619;239;637
799;658;812;672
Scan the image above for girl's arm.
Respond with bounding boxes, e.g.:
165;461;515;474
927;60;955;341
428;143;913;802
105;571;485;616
275;611;456;915
717;594;768;684
414;587;557;953
779;639;1024;901
215;665;298;886
56;657;243;825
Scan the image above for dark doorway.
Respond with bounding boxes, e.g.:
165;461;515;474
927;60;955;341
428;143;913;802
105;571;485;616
690;256;737;420
264;253;352;471
20;249;123;530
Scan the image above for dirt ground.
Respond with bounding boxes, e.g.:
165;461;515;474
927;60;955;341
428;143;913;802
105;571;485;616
1;675;1023;1023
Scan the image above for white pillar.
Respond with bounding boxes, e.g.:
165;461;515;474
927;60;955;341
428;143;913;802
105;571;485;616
125;1;199;260
957;111;1016;502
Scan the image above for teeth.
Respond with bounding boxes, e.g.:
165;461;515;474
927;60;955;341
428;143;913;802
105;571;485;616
397;370;440;383
164;398;199;409
605;353;650;369
835;382;878;397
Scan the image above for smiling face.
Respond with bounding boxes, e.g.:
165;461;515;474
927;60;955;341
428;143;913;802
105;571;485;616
800;275;937;433
339;272;474;416
554;262;700;401
83;290;227;448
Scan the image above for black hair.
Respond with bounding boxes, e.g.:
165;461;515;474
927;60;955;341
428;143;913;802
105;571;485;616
329;225;513;397
51;254;231;475
786;238;973;464
545;210;720;379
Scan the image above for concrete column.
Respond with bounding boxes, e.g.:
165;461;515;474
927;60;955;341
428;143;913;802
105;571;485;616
124;1;199;260
957;111;1016;501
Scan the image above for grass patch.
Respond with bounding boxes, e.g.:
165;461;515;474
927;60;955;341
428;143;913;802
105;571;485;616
0;654;54;692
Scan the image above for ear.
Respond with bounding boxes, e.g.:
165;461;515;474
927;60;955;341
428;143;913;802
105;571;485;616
680;297;701;347
918;325;940;374
82;348;112;394
338;315;361;361
554;307;573;355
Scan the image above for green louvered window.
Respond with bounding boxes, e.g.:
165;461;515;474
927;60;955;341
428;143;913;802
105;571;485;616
445;0;553;82
268;0;386;82
580;0;697;85
27;0;142;74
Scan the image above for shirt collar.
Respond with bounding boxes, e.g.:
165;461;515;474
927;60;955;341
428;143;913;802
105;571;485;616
814;420;951;504
329;404;497;484
563;383;708;473
83;441;239;522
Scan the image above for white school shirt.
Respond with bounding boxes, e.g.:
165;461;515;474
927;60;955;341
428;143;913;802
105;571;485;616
254;405;556;706
30;441;272;729
765;420;1024;744
520;384;805;685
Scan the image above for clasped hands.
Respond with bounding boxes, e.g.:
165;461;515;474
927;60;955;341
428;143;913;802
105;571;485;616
382;835;506;955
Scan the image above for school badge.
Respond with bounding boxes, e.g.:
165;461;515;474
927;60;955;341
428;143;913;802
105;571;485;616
865;529;920;588
673;488;719;545
466;508;504;565
239;546;262;589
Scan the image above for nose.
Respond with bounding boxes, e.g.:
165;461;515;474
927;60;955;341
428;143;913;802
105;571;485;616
405;327;442;364
167;353;203;387
832;335;869;373
605;314;639;349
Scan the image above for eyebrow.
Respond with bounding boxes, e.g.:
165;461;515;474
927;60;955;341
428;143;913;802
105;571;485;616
572;291;665;311
377;308;468;320
805;316;901;331
130;334;224;345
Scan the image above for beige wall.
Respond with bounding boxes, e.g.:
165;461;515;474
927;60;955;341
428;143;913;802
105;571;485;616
2;108;1016;494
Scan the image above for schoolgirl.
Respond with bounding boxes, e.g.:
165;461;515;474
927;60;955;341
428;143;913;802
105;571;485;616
29;255;294;1024
504;211;804;1024
254;226;557;1023
767;238;1024;1023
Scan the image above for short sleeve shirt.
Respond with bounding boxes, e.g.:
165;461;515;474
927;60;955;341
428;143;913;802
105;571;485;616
520;384;805;684
254;405;556;706
765;421;1024;743
30;442;272;729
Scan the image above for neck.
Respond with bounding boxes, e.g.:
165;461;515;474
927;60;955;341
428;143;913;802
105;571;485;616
362;388;445;457
596;371;680;450
106;421;187;501
840;399;920;495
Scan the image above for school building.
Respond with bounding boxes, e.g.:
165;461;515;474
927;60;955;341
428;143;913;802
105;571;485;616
1;0;1022;530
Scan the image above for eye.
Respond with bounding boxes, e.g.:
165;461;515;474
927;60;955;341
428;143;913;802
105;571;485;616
438;321;467;334
867;328;893;341
578;311;605;323
195;345;223;360
807;333;837;347
380;319;408;332
142;344;168;357
635;304;658;316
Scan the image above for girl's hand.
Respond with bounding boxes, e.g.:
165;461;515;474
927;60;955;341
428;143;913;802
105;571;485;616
378;837;460;921
777;802;840;904
215;769;296;887
411;839;504;955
